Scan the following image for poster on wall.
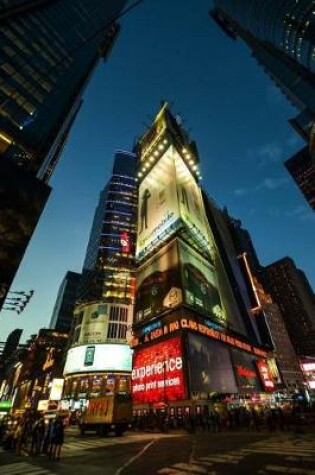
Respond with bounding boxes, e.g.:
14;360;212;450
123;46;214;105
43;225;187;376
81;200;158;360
136;241;182;323
187;333;237;395
132;336;186;404
231;348;262;393
179;241;226;324
78;303;109;344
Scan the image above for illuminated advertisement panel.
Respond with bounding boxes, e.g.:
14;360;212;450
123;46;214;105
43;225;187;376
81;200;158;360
137;147;181;258
231;348;262;393
49;378;64;401
132;336;186;404
64;344;132;375
78;303;109;345
187;334;237;394
255;360;275;392
136;240;182;323
175;151;212;254
179;240;226;324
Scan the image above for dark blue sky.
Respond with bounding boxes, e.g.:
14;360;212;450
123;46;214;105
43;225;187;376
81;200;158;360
0;0;314;341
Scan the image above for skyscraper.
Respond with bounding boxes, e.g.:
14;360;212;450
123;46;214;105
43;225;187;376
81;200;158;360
0;0;128;309
264;257;315;357
62;151;137;408
49;271;81;333
131;103;274;423
285;146;315;210
211;0;315;207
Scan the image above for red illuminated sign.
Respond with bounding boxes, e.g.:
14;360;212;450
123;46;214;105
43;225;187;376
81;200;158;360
120;232;130;253
132;336;186;404
256;360;275;392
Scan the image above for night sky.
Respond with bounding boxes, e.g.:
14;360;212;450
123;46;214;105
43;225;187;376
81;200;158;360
0;0;314;342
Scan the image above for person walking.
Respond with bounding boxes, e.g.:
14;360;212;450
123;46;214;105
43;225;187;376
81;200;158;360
50;417;64;461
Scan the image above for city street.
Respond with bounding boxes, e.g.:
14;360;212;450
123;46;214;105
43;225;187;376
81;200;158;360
1;428;315;475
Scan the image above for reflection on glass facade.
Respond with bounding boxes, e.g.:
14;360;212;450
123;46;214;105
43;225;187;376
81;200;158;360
213;0;315;73
0;0;127;180
211;0;315;208
78;151;138;305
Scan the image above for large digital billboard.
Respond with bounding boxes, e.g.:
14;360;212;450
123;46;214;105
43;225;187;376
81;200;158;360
135;240;182;323
187;334;237;395
136;145;213;260
231;348;262;393
132;336;186;404
63;344;132;375
179;240;226;324
77;303;109;345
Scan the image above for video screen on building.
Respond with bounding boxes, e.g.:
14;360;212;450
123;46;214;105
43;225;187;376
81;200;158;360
179;241;226;325
231;348;262;393
132;336;186;404
136;145;213;260
77;303;109;345
187;334;237;395
63;344;132;375
135;240;182;323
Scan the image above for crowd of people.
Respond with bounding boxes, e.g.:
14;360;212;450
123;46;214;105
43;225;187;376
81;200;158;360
0;412;64;460
133;404;314;434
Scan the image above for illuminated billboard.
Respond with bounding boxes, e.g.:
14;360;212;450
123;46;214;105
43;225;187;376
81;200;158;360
135;238;225;325
136;145;212;260
77;303;109;345
136;240;182;323
49;378;64;401
231;349;262;393
63;344;132;375
179;240;226;324
255;360;275;392
187;334;237;395
132;336;186;404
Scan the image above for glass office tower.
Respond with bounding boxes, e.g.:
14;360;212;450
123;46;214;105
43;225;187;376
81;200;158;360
62;151;137;407
211;0;315;208
0;0;127;308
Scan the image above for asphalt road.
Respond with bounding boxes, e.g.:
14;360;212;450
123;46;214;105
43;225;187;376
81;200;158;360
1;428;315;475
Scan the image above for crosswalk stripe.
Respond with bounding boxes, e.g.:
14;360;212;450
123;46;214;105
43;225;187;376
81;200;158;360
172;463;208;473
263;465;315;475
0;463;54;475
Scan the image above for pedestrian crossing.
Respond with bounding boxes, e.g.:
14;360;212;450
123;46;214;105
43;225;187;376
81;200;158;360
0;462;56;475
157;435;315;475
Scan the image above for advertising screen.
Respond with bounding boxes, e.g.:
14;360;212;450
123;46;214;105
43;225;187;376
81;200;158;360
137;147;181;259
187;334;237;395
49;378;64;401
132;336;186;404
255;360;275;392
78;303;109;345
175;151;212;255
136;240;182;323
179;240;226;324
231;348;262;393
63;344;132;375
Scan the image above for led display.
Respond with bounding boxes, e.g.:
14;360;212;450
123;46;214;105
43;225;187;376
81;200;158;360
64;344;132;375
231;348;262;393
187;334;237;394
77;303;109;345
49;378;64;401
136;145;212;260
255;360;275;392
132;336;186;404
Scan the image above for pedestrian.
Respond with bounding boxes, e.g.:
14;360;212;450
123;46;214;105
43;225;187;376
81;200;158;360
50;416;64;461
43;419;53;454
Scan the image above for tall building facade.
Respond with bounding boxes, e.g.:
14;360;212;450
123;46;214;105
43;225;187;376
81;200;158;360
49;271;81;333
264;257;315;357
0;0;127;309
62;151;137;410
285;146;315;210
131;103;275;424
211;0;315;208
